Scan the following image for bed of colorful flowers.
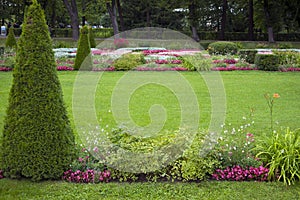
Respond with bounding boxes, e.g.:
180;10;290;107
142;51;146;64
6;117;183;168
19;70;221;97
211;165;269;181
1;47;300;72
62;169;111;183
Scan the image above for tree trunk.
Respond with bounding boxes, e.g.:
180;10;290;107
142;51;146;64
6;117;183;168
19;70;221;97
188;1;200;42
106;0;119;37
191;26;199;42
219;0;227;40
248;0;254;41
62;0;79;40
263;0;275;43
82;0;86;26
116;0;125;31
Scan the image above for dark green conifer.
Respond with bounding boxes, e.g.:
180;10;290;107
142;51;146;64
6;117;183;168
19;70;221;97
74;26;92;70
1;0;75;181
89;27;96;48
5;27;17;49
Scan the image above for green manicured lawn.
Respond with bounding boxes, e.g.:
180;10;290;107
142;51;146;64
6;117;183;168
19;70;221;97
0;71;300;199
2;71;300;137
0;179;300;200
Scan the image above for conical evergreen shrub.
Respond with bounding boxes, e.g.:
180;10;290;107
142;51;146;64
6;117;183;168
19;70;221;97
5;27;17;49
1;0;75;181
74;26;92;70
89;27;96;48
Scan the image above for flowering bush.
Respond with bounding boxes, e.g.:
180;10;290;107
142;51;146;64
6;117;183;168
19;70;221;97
62;169;110;183
57;66;74;71
213;120;262;169
155;60;169;64
0;67;13;71
212;165;269;181
92;67;115;71
279;67;300;72
211;66;257;71
142;49;168;56
114;38;129;49
135;67;187;71
223;59;238;64
0;170;4;179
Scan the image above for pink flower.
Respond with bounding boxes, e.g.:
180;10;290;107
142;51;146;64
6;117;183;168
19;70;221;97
93;146;99;153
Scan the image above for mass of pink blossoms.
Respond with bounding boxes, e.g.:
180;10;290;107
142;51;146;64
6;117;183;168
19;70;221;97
62;169;111;183
212;165;269;181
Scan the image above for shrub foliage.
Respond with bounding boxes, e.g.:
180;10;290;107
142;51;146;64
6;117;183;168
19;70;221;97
74;26;92;70
5;27;17;49
238;49;258;64
207;41;238;55
254;54;279;71
1;0;75;181
113;53;145;71
88;27;96;48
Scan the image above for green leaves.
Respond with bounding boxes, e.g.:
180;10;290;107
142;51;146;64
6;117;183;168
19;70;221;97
1;0;75;181
254;128;300;185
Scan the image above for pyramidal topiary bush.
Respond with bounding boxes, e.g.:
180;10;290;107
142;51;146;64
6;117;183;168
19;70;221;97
5;27;17;49
89;27;96;48
74;26;92;70
1;0;75;181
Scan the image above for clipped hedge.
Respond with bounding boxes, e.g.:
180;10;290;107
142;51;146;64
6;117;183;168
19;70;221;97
254;53;279;71
238;49;258;64
5;27;17;49
207;41;238;55
1;0;75;181
89;27;96;48
74;26;92;70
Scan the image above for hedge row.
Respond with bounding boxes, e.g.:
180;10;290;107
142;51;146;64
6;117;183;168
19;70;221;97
195;31;300;41
10;28;114;38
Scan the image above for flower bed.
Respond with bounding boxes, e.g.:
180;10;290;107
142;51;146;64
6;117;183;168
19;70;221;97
212;165;269;181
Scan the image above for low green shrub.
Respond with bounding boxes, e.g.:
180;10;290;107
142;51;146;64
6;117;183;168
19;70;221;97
254;54;279;71
52;40;72;48
274;51;300;68
0;47;4;56
113;53;145;71
207;41;238;55
180;54;212;71
238;49;258;64
100;127;220;182
254;128;300;185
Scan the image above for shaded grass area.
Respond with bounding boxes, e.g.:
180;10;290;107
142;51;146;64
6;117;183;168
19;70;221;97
0;179;299;200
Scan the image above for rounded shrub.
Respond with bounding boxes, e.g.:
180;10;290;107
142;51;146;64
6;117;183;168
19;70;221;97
238;49;258;64
74;26;92;70
207;41;238;55
113;53;145;71
88;27;96;48
5;27;17;49
254;53;279;71
1;0;75;181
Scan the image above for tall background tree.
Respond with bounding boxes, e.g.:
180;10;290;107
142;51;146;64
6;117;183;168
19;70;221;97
1;0;75;181
63;0;80;40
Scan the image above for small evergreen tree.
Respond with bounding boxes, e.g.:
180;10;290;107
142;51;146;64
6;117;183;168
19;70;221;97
5;27;17;49
1;0;75;181
74;26;92;70
89;27;96;48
